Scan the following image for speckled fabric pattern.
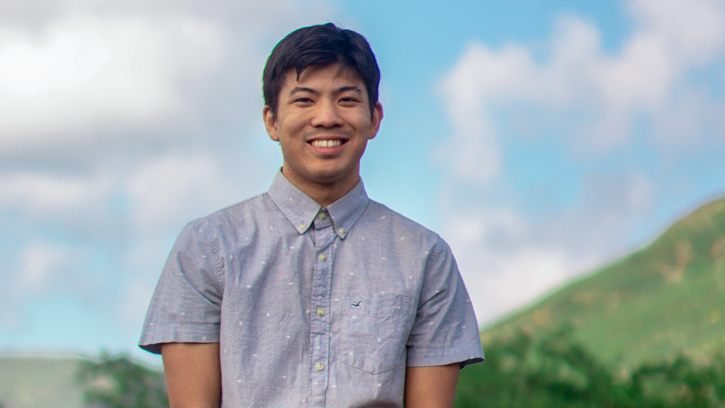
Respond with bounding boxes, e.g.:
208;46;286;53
140;170;484;407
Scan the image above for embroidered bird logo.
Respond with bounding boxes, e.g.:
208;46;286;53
351;301;362;307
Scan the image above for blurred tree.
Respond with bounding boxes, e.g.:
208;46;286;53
75;351;168;408
455;328;725;408
455;327;631;408
630;353;725;407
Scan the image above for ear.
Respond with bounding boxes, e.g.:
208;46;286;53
263;105;279;142
367;102;384;140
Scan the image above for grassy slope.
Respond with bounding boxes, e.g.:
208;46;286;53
481;197;725;371
0;355;86;408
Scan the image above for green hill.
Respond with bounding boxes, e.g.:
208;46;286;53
481;197;725;371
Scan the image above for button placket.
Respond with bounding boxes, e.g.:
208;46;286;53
308;212;336;403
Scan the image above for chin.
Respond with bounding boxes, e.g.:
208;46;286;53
309;167;353;184
309;172;345;184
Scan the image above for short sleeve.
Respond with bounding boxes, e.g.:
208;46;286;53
406;237;484;369
139;218;224;354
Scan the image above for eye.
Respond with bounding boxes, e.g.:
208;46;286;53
294;97;313;103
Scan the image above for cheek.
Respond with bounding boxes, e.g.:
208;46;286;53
352;115;374;132
281;124;307;142
285;112;307;128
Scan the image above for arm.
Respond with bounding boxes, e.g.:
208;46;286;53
404;363;460;408
161;342;221;408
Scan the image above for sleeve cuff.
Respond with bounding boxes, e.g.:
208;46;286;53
138;323;220;355
407;344;485;369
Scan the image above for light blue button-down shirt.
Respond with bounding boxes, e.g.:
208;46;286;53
140;170;484;407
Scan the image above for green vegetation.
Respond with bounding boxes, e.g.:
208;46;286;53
0;355;86;408
456;329;725;407
483;197;725;370
457;196;725;406
75;352;168;408
0;353;167;408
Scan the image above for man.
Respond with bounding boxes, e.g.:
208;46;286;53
140;23;484;407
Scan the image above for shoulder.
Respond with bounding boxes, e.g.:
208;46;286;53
363;200;433;232
363;200;450;252
170;193;282;253
187;192;276;233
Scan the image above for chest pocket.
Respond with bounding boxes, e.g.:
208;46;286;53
341;293;412;374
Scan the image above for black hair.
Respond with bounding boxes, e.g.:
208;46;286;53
263;23;380;118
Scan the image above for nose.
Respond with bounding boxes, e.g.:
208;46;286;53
310;99;344;128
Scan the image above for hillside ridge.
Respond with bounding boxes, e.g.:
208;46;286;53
481;195;725;369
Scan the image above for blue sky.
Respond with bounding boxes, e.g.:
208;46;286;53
1;0;724;366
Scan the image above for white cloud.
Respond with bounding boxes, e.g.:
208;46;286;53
0;154;244;327
0;172;109;214
0;0;335;345
630;0;725;62
119;276;157;329
0;24;109;98
125;153;238;231
0;241;87;326
442;173;657;325
444;211;572;323
443;209;570;323
437;43;532;184
437;0;724;325
20;242;70;288
0;11;224;151
440;0;725;170
626;173;655;213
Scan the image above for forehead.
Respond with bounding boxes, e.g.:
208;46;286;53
282;64;365;92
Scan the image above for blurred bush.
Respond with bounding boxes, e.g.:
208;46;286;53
75;352;168;408
456;328;725;408
70;336;725;407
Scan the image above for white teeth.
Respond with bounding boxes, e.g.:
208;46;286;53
312;140;342;147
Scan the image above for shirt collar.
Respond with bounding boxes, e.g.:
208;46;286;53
267;169;369;239
326;176;369;240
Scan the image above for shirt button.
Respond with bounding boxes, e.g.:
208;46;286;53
316;308;325;316
315;362;324;371
318;212;327;220
318;253;327;262
298;224;306;230
338;227;345;234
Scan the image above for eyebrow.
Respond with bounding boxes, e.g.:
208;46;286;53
336;86;363;95
289;87;317;96
288;85;363;97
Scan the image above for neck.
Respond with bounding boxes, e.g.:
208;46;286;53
281;167;359;208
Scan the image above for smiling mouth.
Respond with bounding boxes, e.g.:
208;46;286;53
309;139;346;148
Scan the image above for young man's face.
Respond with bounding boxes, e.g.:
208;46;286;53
263;64;383;190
